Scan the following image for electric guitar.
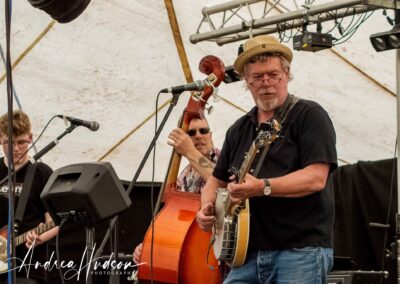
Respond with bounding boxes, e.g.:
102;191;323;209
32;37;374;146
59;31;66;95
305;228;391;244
0;221;55;273
212;119;281;267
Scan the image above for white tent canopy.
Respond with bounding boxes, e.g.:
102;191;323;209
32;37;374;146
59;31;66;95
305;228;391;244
0;0;396;182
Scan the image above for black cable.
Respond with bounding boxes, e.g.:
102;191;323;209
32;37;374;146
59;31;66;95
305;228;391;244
383;9;394;26
336;8;347;35
109;219;113;258
286;21;295;42
55;219;68;284
13;115;58;166
346;11;371;34
278;19;298;43
4;0;16;282
340;9;356;35
148;91;163;283
323;11;339;34
329;9;355;43
333;10;374;46
0;114;58;189
0;42;40;156
316;22;322;33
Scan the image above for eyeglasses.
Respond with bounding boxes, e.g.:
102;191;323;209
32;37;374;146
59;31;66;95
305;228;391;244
248;71;284;88
187;127;210;137
2;139;30;147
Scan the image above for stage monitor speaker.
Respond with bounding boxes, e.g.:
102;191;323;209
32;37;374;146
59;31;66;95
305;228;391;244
328;270;389;284
46;181;162;284
41;162;131;225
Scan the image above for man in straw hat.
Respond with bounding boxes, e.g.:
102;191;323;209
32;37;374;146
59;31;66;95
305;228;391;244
196;35;337;283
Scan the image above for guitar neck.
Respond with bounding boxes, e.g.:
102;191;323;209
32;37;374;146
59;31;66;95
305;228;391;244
237;143;258;184
15;221;55;247
226;142;260;211
225;120;281;213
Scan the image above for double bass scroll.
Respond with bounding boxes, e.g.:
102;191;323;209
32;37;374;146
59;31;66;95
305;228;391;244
161;55;225;203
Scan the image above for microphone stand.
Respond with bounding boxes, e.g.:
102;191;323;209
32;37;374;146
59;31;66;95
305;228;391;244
92;91;183;284
396;10;400;284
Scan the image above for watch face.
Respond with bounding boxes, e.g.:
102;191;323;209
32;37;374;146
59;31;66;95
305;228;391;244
263;179;271;196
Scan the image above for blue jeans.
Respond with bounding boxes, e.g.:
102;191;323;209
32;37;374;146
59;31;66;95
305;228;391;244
223;247;333;284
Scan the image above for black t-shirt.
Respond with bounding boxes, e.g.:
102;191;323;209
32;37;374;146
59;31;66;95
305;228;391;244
213;99;338;251
0;157;53;280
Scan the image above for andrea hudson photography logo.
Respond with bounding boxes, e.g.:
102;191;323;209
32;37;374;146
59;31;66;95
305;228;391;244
0;239;144;281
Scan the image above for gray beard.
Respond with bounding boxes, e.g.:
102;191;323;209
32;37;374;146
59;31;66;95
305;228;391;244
256;96;278;112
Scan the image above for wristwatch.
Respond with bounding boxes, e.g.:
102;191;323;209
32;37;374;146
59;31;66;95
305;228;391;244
262;179;272;196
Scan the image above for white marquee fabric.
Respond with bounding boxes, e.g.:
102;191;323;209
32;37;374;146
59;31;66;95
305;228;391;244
0;0;396;182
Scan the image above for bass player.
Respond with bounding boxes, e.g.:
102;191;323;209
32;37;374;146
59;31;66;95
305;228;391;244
133;117;220;264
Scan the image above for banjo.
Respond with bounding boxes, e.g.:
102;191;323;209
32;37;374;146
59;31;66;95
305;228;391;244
212;119;281;267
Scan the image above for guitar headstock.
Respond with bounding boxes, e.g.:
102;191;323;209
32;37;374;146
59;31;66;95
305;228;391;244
235;119;282;184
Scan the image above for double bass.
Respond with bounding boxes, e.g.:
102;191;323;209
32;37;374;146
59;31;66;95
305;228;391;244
137;56;225;283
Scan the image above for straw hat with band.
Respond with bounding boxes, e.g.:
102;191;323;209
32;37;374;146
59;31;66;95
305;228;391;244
234;35;293;75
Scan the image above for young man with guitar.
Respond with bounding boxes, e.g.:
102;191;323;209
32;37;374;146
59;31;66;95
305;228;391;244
196;35;337;283
0;110;58;284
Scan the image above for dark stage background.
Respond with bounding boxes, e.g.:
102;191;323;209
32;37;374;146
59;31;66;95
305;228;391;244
332;158;397;283
42;158;397;283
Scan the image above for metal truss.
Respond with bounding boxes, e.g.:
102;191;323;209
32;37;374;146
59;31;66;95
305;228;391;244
190;0;380;45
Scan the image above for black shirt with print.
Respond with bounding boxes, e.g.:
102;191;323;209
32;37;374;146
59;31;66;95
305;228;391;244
0;157;52;281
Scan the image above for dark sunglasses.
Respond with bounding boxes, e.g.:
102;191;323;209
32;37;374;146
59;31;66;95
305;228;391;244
187;127;210;137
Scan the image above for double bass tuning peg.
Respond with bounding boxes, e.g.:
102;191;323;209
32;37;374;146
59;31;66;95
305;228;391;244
191;84;220;102
192;85;220;115
191;91;203;102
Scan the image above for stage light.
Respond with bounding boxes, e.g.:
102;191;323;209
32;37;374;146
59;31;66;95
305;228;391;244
370;26;400;52
389;34;400;48
293;31;333;52
27;0;91;23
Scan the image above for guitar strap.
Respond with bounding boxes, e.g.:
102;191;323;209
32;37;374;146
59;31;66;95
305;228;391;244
14;162;38;233
253;94;299;176
273;93;299;125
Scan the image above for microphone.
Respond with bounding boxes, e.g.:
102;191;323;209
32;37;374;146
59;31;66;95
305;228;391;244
57;115;100;131
160;79;208;93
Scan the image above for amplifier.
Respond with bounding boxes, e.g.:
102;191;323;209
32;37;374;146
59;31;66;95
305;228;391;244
328;270;389;284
